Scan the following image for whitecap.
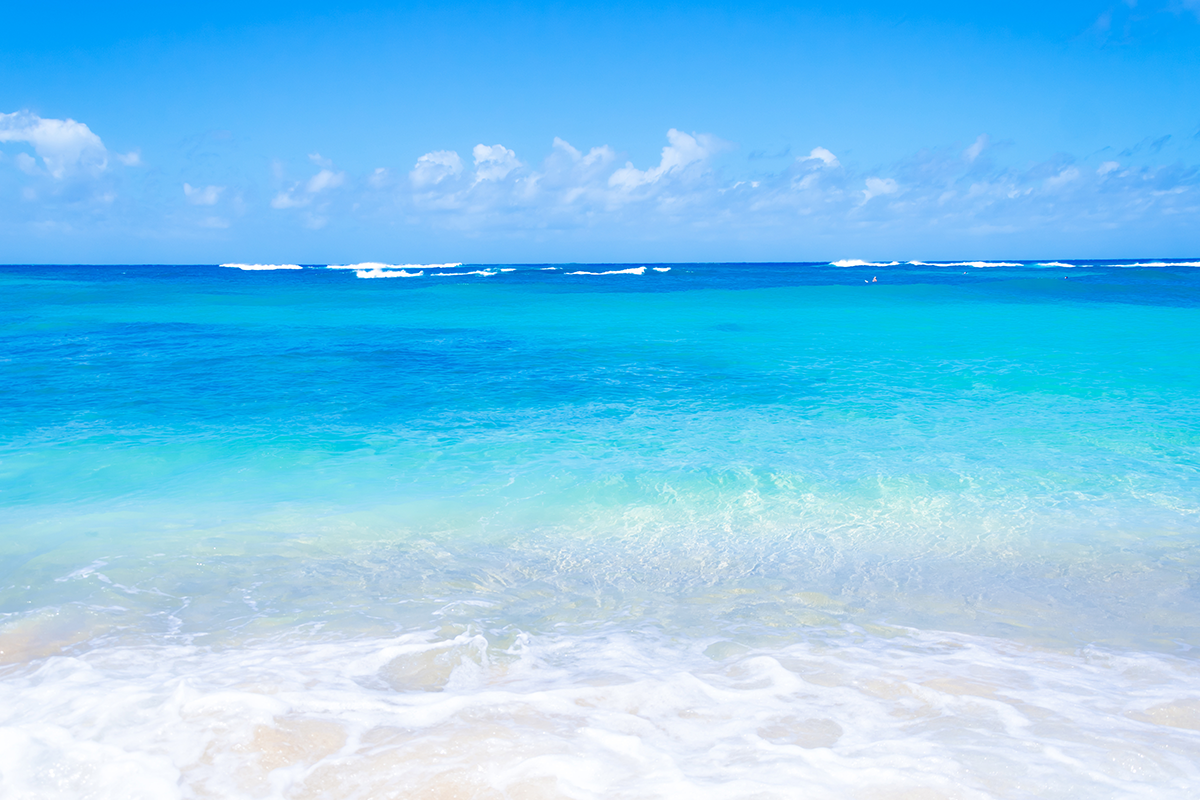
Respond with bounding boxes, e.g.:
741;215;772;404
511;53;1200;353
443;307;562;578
913;261;1022;268
219;263;303;271
432;270;497;277
653;267;672;272
327;262;461;271
832;259;899;267
565;267;647;276
354;268;423;279
1036;262;1075;267
1111;261;1200;268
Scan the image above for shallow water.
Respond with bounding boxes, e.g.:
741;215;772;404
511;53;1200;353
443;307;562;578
2;261;1198;798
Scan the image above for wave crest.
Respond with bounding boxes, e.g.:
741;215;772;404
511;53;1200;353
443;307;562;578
355;269;423;279
566;267;647;276
219;263;302;271
326;266;460;275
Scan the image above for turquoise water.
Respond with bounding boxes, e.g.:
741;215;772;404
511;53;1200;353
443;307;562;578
2;261;1199;798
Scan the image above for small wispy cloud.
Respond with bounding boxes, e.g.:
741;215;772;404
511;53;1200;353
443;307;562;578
963;134;989;163
803;147;840;167
862;176;899;203
183;183;225;205
271;155;346;209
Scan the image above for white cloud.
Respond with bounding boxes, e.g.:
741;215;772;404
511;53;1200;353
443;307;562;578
863;176;899;202
220;127;1200;251
473;144;520;182
410;150;464;187
271;191;307;209
0;110;109;178
541;137;617;203
557;137;617;172
306;168;345;194
964;134;989;163
368;167;390;188
15;152;39;175
271;159;346;210
609;129;723;191
1044;167;1080;190
802;147;840;167
183;183;225;205
116;150;141;166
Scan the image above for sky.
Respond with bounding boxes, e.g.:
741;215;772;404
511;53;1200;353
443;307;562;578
1;1;1199;264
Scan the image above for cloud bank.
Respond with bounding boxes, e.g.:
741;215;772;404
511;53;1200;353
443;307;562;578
375;128;1198;249
3;110;1198;258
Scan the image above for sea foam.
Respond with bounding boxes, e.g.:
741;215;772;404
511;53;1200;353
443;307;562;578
326;262;462;271
219;263;303;270
355;268;423;278
909;261;1023;267
566;266;647;275
1;626;1197;799
1112;261;1200;267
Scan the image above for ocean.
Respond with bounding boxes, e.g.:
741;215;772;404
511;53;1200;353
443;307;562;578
1;260;1198;798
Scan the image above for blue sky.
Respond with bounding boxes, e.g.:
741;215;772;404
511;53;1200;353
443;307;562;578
2;1;1198;263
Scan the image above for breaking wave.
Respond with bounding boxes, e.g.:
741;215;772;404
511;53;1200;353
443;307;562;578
566;267;647;275
909;261;1023;268
219;263;303;271
355;268;423;279
1112;261;1200;268
326;263;462;271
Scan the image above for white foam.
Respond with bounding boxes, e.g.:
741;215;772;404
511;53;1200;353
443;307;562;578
1112;261;1200;268
432;270;497;277
327;262;461;271
832;259;899;267
565;267;647;276
918;261;1022;268
355;268;423;279
500;268;516;272
219;263;303;271
1036;262;1075;267
1;626;1197;798
653;267;671;272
